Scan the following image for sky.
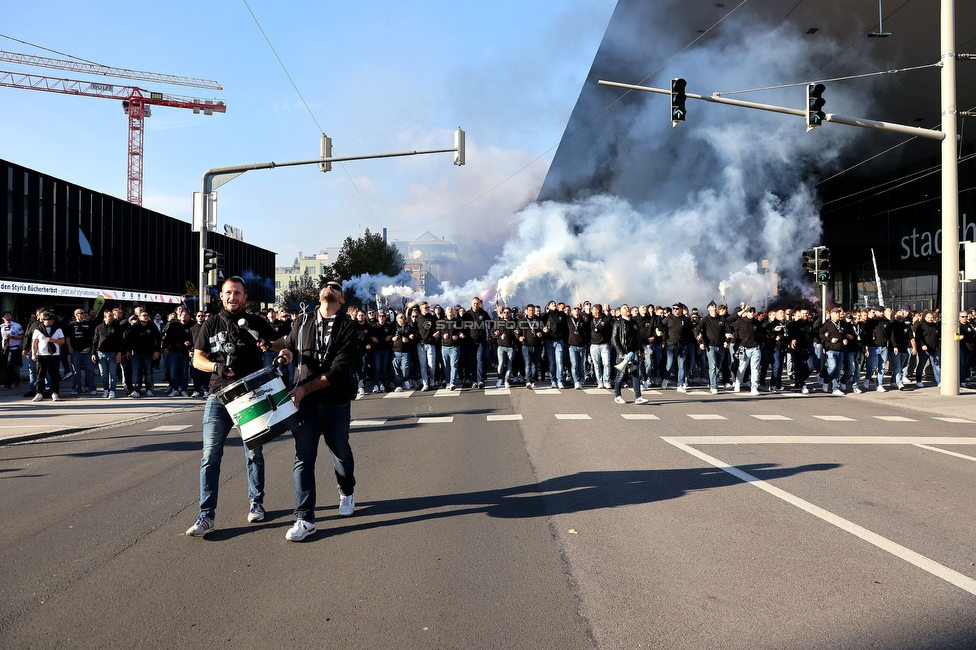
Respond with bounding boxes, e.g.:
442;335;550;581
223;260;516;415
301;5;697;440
0;0;617;279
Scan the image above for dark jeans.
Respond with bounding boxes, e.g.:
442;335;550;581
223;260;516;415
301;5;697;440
292;401;354;522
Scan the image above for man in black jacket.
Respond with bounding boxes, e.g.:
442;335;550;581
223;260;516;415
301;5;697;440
125;311;161;397
695;301;728;395
611;304;649;405
278;281;359;542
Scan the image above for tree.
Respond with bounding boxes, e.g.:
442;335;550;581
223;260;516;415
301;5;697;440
279;270;320;311
321;228;405;283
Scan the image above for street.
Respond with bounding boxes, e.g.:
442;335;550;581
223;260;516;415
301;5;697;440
2;385;976;648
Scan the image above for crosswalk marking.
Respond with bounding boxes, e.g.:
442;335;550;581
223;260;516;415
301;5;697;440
383;390;414;398
351;419;388;427
555;414;591;420
621;413;660;420
434;389;460;397
149;425;193;431
751;415;792;421
873;415;917;422
687;414;726;420
487;414;523;421
418;416;454;424
932;417;975;423
533;388;562;395
813;415;856;421
485;387;512;396
583;388;609;395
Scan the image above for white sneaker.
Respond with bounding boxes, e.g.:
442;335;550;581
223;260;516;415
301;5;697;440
102;390;109;398
108;391;116;399
853;386;863;394
733;381;740;392
750;388;760;396
339;494;355;517
130;391;140;398
876;385;886;392
551;381;557;389
801;386;809;394
504;381;511;389
372;386;381;394
448;384;456;391
661;379;668;390
677;385;687;393
394;386;404;393
634;397;649;405
357;387;365;396
421;382;429;391
832;388;844;396
557;381;565;389
51;393;59;402
186;515;215;537
710;388;718;395
32;393;43;402
285;519;315;542
574;382;581;390
614;396;626;404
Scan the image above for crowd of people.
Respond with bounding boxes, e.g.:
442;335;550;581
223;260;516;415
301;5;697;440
2;296;969;405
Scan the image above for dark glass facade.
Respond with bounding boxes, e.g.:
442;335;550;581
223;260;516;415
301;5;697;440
1;158;275;308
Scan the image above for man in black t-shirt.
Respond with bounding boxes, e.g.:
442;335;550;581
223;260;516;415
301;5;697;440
185;277;286;537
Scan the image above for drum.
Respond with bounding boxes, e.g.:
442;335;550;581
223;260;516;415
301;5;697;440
215;365;300;450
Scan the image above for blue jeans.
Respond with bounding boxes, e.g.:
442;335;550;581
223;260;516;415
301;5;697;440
199;396;265;519
590;343;610;386
417;343;437;385
569;345;587;385
890;350;910;387
291;401;354;522
372;349;391;388
497;347;515;382
167;352;188;392
392;351;411;387
705;346;724;390
97;351;118;392
70;349;98;392
130;353;155;392
522;345;540;383
916;349;941;384
545;340;565;384
472;340;491;383
824;350;842;391
666;344;688;386
441;346;459;386
865;346;888;386
736;346;761;387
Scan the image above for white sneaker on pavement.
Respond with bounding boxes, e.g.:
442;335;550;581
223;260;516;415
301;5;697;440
339;494;355;517
285;519;315;541
634;397;649;405
613;396;626;404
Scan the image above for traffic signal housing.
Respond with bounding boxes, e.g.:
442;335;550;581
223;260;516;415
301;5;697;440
203;248;224;286
806;83;826;132
816;247;830;284
671;78;687;127
319;134;333;172
454;127;465;166
802;249;818;274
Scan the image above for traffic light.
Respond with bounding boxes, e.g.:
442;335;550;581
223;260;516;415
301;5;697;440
816;247;830;284
319;134;333;172
802;249;818;274
204;248;224;286
671;78;687;127
806;83;826;132
454;127;465;166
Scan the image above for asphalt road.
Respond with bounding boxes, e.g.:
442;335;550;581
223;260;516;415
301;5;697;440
2;383;976;648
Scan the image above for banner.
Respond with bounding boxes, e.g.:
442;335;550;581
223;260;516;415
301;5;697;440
0;280;183;304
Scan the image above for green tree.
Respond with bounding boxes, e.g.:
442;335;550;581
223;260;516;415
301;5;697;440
321;228;405;283
279;270;320;311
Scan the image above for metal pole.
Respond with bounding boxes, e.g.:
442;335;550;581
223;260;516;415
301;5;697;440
941;0;959;395
199;175;213;310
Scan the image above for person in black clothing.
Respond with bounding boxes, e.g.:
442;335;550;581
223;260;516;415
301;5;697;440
518;304;544;389
889;309;914;390
789;308;814;393
392;311;416;391
611;304;648;404
125;310;161;397
162;311;193;397
663;304;694;391
914;310;941;387
112;306;134;396
91;309;124;398
819;307;850;395
492;306;517;387
730;306;764;395
369;311;396;393
588;303;614;389
186;276;287;537
278;280;359;542
465;297;491;389
695;301;728;395
542;301;569;388
66;308;98;395
567;305;590;389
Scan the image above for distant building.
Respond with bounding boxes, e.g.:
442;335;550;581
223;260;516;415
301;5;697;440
392;231;462;293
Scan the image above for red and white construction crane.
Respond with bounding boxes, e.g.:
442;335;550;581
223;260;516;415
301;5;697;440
0;50;226;205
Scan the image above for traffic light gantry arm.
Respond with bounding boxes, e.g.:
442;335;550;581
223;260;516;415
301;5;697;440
596;79;947;141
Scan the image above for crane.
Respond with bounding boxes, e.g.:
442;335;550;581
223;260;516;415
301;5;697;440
0;51;225;205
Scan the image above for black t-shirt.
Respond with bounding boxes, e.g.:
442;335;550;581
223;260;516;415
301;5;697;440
194;309;280;394
66;320;94;351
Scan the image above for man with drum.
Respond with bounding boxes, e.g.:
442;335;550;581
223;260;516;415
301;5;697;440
277;281;359;542
186;276;287;537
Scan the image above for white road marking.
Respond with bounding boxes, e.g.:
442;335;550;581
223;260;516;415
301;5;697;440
913;444;976;462
148;425;193;431
663;436;976;445
873;415;917;422
555;414;591;420
620;413;660;420
487;414;523;422
485;388;512;395
418;416;454;424
750;415;792;421
932;417;975;423
687;414;726;420
384;391;414;398
662;437;976;596
351;419;388;427
533;388;562;395
434;389;460;397
583;388;609;395
813;415;856;421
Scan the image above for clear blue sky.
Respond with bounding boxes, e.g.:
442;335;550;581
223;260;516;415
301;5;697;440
0;0;616;278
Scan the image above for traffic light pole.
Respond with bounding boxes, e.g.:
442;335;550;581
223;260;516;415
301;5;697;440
940;0;959;395
196;138;464;309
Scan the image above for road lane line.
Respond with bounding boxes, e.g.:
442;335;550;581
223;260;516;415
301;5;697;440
662;437;976;596
351;419;388;427
418;416;454;424
661;436;976;445
621;413;660;420
873;416;917;422
148;425;193;431
814;415;856;421
932;417;976;423
687;414;726;420
384;391;414;398
751;415;792;421
487;414;523;421
914;444;976;462
555;414;591;420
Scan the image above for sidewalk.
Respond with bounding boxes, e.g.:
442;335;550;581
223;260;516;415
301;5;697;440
0;368;204;444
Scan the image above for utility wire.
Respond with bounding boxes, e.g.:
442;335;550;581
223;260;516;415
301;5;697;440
242;0;382;234
0;32;105;66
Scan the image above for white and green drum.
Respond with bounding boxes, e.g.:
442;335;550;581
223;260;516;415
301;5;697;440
215;365;300;450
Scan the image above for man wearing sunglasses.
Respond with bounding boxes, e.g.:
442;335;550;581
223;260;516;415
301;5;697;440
277;281;359;542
